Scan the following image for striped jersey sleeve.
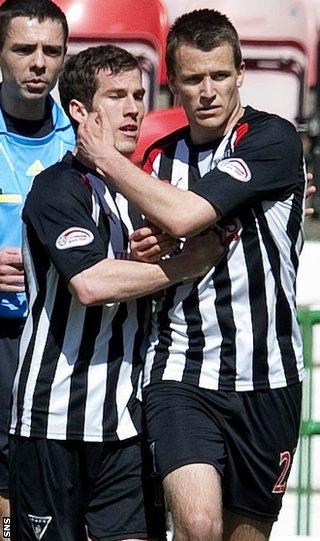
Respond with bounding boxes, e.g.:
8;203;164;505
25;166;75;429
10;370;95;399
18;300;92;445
190;114;304;218
22;162;106;283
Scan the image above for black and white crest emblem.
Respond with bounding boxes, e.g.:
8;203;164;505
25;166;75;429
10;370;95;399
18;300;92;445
28;515;52;540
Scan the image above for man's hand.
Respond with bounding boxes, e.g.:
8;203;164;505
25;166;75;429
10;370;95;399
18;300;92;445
305;172;316;217
0;247;25;292
76;106;115;169
130;223;178;263
177;227;226;280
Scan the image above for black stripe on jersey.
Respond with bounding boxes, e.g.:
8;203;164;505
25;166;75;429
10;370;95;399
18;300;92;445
257;206;300;385
29;279;73;437
287;200;300;274
287;181;304;274
113;195;129;252
241;210;269;388
188;147;201;190
182;279;204;385
158;141;175;181
149;286;179;383
102;303;127;440
128;297;151;431
66;305;103;439
213;264;237;390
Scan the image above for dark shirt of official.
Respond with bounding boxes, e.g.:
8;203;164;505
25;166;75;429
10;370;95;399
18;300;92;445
2;106;53;138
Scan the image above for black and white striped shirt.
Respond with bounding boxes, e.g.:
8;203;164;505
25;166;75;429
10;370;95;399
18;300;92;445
10;152;151;441
143;106;305;391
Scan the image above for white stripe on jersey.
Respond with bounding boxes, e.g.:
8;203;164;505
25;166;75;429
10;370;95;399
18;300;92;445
143;319;160;387
197;282;220;390
19;264;59;437
171;140;190;189
150;152;162;178
296;228;304;259
11;231;39;431
46;297;86;439
228;240;254;391
116;193;134;237
262;197;304;380
198;149;217;177
116;300;139;440
82;307;115;441
254;210;285;387
89;174;126;258
161;282;195;383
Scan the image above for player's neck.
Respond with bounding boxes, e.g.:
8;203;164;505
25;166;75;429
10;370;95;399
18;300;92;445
0;86;47;121
224;103;245;135
190;103;245;145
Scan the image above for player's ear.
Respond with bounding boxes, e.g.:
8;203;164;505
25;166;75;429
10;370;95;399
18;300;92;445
237;61;245;88
69;99;88;124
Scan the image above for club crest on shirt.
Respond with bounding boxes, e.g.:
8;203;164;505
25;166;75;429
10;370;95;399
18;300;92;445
217;158;251;182
27;514;52;540
55;227;94;250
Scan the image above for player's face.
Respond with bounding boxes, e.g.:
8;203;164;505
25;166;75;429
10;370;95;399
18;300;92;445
0;17;65;102
169;43;245;144
91;68;145;156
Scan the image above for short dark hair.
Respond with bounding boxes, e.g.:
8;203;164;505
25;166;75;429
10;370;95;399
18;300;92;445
59;44;140;128
0;0;69;50
166;9;242;76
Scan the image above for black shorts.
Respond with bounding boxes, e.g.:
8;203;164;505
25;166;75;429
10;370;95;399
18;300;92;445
9;436;166;541
143;381;302;523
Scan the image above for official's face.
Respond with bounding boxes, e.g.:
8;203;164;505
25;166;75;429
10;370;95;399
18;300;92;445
169;42;245;144
0;16;65;102
91;67;145;157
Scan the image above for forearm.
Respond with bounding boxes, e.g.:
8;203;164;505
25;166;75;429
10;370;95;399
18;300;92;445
93;148;217;237
69;253;208;306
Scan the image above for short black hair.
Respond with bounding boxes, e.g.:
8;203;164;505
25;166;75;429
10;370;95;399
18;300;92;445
166;9;242;76
59;44;141;129
0;0;69;50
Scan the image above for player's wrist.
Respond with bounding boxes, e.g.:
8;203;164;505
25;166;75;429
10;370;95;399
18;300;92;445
95;145;119;174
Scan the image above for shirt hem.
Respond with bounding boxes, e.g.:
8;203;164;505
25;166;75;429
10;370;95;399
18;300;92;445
9;427;140;442
143;369;306;392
